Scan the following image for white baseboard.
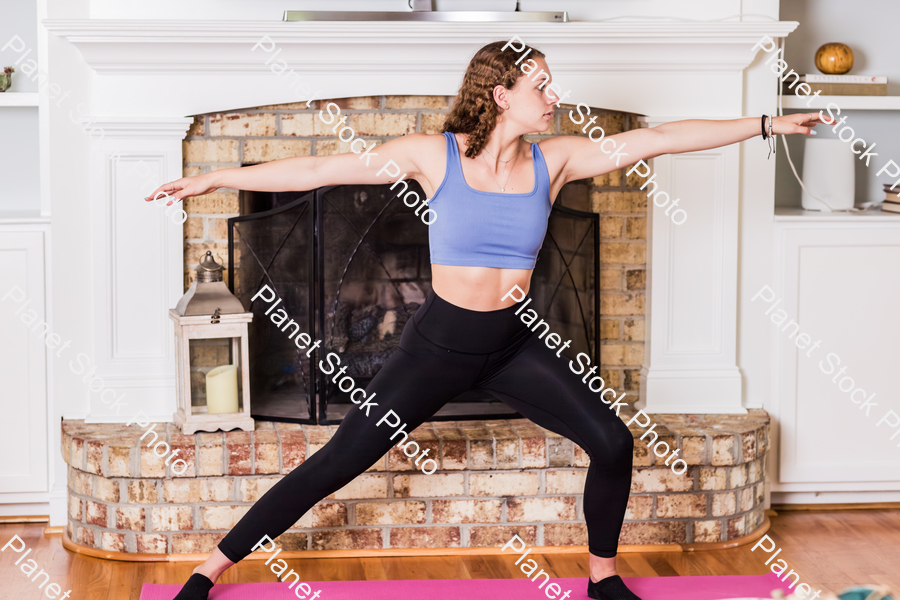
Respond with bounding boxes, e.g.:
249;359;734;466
772;480;900;492
49;487;68;526
772;490;900;505
0;502;50;517
641;367;747;414
83;414;174;424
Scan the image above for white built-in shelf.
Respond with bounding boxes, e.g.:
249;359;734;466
774;206;900;222
0;93;39;107
780;95;900;111
0;210;50;225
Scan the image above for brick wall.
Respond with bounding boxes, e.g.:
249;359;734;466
62;411;769;554
182;95;647;397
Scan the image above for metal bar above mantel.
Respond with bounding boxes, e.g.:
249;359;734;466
283;11;568;23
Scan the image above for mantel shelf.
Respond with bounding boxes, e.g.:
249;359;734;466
43;19;800;75
0;92;39;107
779;95;900;111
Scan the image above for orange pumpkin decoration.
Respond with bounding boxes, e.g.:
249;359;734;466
815;43;854;74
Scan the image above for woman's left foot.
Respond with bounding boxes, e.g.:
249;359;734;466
587;574;642;600
172;573;215;600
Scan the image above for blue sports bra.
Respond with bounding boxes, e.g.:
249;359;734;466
427;131;553;270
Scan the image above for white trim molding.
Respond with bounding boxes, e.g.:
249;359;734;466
772;491;900;505
85;118;191;423
640;116;744;414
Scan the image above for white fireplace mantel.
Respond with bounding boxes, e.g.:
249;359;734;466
44;19;799;420
45;20;798;116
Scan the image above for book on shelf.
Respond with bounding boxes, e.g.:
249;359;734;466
800;74;887;84
882;185;900;212
784;82;887;96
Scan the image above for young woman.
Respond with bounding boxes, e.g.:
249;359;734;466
151;41;820;600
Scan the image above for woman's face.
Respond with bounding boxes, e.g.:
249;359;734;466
501;57;559;134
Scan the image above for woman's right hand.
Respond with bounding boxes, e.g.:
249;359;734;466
143;173;219;206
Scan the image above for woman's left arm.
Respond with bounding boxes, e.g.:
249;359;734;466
554;113;824;185
648;112;823;156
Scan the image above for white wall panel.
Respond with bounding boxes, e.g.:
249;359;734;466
642;123;743;414
667;154;724;355
0;230;48;494
109;155;169;359
86;120;191;423
775;223;900;484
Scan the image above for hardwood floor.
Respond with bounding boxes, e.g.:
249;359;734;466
2;509;898;599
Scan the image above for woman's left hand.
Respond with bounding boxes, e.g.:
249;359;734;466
772;112;824;136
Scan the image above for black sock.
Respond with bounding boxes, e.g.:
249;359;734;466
588;574;643;600
172;573;214;600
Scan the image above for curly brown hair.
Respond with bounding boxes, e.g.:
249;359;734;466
442;40;545;159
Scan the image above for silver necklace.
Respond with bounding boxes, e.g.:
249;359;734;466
481;145;516;164
481;144;520;192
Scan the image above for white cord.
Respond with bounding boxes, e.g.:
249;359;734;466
774;37;879;213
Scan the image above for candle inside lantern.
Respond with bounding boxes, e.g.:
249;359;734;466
206;364;239;414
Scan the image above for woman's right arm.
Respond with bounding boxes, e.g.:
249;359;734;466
143;133;430;204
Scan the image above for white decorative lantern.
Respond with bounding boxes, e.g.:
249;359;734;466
169;251;254;434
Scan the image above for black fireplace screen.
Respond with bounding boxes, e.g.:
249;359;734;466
228;182;599;425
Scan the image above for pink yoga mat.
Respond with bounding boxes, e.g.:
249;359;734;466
141;573;794;600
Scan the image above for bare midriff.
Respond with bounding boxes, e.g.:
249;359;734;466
431;264;533;312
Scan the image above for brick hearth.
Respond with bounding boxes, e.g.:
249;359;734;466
62;410;769;555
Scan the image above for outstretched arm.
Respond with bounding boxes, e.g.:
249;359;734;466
143;133;429;204
554;112;824;184
640;112;822;156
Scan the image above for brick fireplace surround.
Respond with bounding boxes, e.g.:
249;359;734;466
61;96;770;557
183;94;647;394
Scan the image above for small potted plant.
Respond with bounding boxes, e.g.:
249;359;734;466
0;67;14;92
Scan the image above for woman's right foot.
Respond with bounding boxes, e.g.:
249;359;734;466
587;574;643;600
172;573;215;600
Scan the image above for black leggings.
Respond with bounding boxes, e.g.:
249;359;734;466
218;289;634;561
